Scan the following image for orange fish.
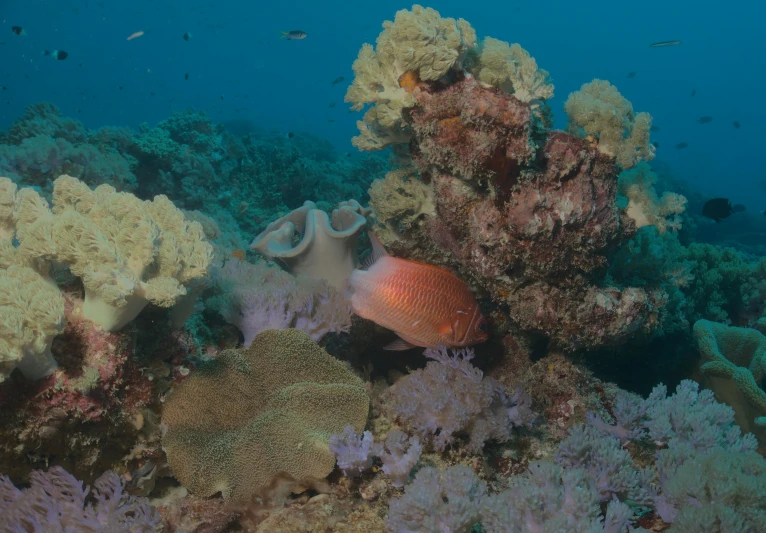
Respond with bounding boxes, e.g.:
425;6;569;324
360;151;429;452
349;234;488;350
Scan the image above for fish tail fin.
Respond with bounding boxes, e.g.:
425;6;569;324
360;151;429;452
279;31;288;39
362;232;389;269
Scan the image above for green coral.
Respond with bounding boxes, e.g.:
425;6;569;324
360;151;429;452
694;319;766;436
564;79;654;169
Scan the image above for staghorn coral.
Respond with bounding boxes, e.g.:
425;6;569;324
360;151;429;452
0;466;161;532
13;175;214;331
345;5;477;150
161;329;369;501
471;37;554;104
250;200;368;289
208;258;350;345
618;162;687;234
565;79;654;169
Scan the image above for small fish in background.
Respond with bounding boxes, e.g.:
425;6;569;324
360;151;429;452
183;32;192;41
649;39;681;47
349;233;488;350
626;71;636;78
345;152;352;157
184;72;189;80
327;119;335;123
11;26;25;36
119;85;124;90
761;209;766;217
702;198;741;223
43;50;68;60
652;141;660;149
690;89;696;97
698;116;713;124
287;131;294;139
675;142;688;149
329;102;336;108
331;76;345;85
650;125;660;132
733;121;741;129
126;31;144;41
1;87;6;91
280;30;307;40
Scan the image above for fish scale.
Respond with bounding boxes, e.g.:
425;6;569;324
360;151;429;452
350;252;487;349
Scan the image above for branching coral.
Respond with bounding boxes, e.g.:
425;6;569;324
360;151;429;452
385;346;533;452
345;5;477;150
0;466;161;532
250;200;368;289
13;175;214;331
471;37;554;104
565;79;655;169
618;162;687;233
161;329;369;501
208;258;350;345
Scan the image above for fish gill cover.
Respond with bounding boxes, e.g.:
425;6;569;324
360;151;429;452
0;2;764;533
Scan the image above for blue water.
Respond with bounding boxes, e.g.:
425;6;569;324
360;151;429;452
2;0;765;209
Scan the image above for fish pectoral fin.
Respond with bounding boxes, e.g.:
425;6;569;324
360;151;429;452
383;337;418;351
438;322;454;338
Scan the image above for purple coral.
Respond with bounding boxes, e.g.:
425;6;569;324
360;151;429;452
373;430;422;488
482;461;637;533
386;465;486;533
328;425;375;477
386;346;534;452
0;466;161;532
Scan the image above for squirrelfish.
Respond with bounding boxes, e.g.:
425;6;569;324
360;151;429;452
349;234;488;350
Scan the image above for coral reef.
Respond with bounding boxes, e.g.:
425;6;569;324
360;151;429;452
161;329;369;501
618;162;687;234
250;200;369;289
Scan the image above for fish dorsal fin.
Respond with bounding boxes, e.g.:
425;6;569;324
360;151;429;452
362;232;389;269
383;337;418;351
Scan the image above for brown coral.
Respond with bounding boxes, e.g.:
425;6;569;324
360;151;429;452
161;329;369;501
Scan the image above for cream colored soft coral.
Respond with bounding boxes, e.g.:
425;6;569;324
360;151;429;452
0;264;65;382
618;162;687;233
345;5;477;151
471;37;554;104
564;79;655;169
14;175;214;331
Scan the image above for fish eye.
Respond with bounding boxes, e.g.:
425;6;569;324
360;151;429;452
478;320;487;332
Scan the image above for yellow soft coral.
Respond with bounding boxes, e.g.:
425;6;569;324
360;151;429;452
0;264;65;382
14;175;214;331
618;162;687;233
471;37;554;104
368;167;435;245
346;5;477;151
564;79;655;169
